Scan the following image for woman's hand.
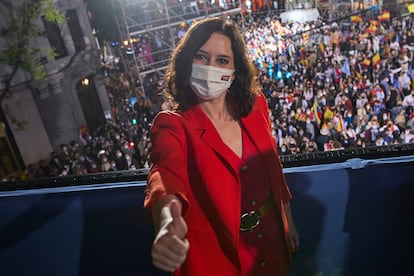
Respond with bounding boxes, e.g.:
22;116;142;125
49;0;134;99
151;200;189;272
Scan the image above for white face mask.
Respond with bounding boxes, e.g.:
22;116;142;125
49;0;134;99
190;63;235;100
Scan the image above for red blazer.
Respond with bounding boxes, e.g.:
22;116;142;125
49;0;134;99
144;93;292;275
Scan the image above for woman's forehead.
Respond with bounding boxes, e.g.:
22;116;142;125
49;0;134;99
198;33;233;54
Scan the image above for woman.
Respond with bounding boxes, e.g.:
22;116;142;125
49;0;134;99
144;18;299;275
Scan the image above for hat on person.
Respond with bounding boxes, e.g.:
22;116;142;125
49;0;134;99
320;127;330;136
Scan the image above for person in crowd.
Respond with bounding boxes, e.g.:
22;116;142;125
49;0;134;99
288;140;300;155
402;88;414;108
48;151;64;174
316;126;331;151
402;126;414;143
301;132;319;153
144;18;299;275
114;149;129;171
59;144;72;166
394;107;407;130
342;124;357;148
100;154;112;172
386;83;399;110
279;143;289;155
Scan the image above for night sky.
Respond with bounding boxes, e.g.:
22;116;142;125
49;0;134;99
85;0;119;42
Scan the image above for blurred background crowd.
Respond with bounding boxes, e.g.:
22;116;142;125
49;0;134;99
20;10;414;180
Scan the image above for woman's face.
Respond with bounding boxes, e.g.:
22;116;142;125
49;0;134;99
192;32;235;70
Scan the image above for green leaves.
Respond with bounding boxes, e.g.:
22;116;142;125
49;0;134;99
41;0;66;24
0;0;66;101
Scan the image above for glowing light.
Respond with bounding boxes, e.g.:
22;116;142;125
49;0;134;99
81;77;89;87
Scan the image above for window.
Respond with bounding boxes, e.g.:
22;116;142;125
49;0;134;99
66;9;86;52
42;16;68;59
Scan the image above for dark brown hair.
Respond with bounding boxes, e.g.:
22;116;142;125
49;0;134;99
165;17;258;117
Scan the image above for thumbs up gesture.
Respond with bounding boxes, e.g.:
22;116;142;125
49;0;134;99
152;199;189;272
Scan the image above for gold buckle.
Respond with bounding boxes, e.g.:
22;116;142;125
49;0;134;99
240;210;261;231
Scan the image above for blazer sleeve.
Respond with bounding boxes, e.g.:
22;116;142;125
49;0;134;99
144;111;190;215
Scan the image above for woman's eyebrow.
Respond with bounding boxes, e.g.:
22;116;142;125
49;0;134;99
195;49;208;55
197;49;232;59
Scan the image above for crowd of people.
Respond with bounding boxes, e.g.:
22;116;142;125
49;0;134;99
22;73;157;180
240;10;414;154
19;8;414;180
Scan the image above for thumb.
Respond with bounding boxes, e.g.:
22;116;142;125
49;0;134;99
169;199;182;219
169;200;187;239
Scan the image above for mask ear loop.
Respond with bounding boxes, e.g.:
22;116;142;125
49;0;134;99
228;72;235;91
230;70;236;85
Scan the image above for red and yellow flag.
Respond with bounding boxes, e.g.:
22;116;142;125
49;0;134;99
324;106;334;121
332;33;342;45
387;32;395;41
302;32;310;45
363;58;371;67
372;52;381;67
370;20;380;26
351;15;363;23
355;70;363;79
366;25;377;34
312;98;322;127
319;43;325;54
378;11;390;21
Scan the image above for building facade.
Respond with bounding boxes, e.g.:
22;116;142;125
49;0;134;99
0;0;110;177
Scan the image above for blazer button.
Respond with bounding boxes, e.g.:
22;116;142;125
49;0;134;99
257;231;263;238
251;199;257;206
259;260;266;267
241;165;248;172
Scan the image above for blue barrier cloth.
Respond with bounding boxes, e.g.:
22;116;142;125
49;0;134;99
0;156;413;275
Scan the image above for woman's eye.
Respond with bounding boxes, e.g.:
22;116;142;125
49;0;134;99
194;53;208;61
217;58;229;64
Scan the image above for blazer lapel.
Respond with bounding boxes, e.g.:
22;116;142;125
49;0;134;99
182;104;240;176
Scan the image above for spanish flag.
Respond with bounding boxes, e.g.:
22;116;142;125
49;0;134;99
319;43;325;54
354;70;363;79
296;111;307;122
303;32;310;45
387;32;395;42
370;20;380;27
332;33;341;45
351;15;363;23
363;58;371;67
366;25;377;34
372;52;381;67
324;106;334;121
312;98;322;127
378;11;390;21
